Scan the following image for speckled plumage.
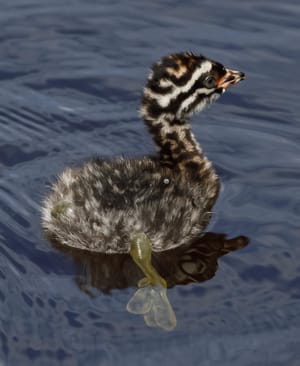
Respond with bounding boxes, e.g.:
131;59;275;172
43;158;216;253
42;52;245;253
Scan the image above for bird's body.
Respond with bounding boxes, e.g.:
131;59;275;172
42;52;244;258
43;156;217;253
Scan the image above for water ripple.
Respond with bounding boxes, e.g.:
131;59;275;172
0;0;299;365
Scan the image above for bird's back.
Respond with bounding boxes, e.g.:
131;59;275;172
42;157;219;253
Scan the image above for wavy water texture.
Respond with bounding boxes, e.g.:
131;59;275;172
0;0;300;365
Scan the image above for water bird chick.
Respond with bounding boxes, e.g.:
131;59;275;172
42;52;245;287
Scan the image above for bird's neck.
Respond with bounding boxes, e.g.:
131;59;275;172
142;112;216;182
143;113;199;163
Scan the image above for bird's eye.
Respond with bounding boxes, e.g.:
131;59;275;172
203;75;216;88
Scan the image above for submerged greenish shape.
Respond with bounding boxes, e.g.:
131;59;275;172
127;232;177;331
127;284;177;331
130;232;167;288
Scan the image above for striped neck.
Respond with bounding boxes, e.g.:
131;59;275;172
141;110;216;183
143;112;199;163
139;53;223;182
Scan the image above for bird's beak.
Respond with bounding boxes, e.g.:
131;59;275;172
216;69;245;90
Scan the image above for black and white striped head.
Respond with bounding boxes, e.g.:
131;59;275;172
141;52;245;122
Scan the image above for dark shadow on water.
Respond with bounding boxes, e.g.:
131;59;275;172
49;232;249;294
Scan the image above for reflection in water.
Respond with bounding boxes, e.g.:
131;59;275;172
49;232;248;330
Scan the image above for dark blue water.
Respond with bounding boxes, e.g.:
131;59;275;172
1;0;300;365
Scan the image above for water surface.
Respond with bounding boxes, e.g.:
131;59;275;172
1;0;300;365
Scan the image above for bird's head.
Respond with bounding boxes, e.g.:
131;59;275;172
141;52;245;123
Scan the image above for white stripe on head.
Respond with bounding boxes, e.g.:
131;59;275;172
154;60;212;108
159;79;173;87
177;87;214;116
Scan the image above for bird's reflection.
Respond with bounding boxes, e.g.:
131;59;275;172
50;232;248;330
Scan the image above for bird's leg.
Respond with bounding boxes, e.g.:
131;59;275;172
128;233;176;331
129;233;167;288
